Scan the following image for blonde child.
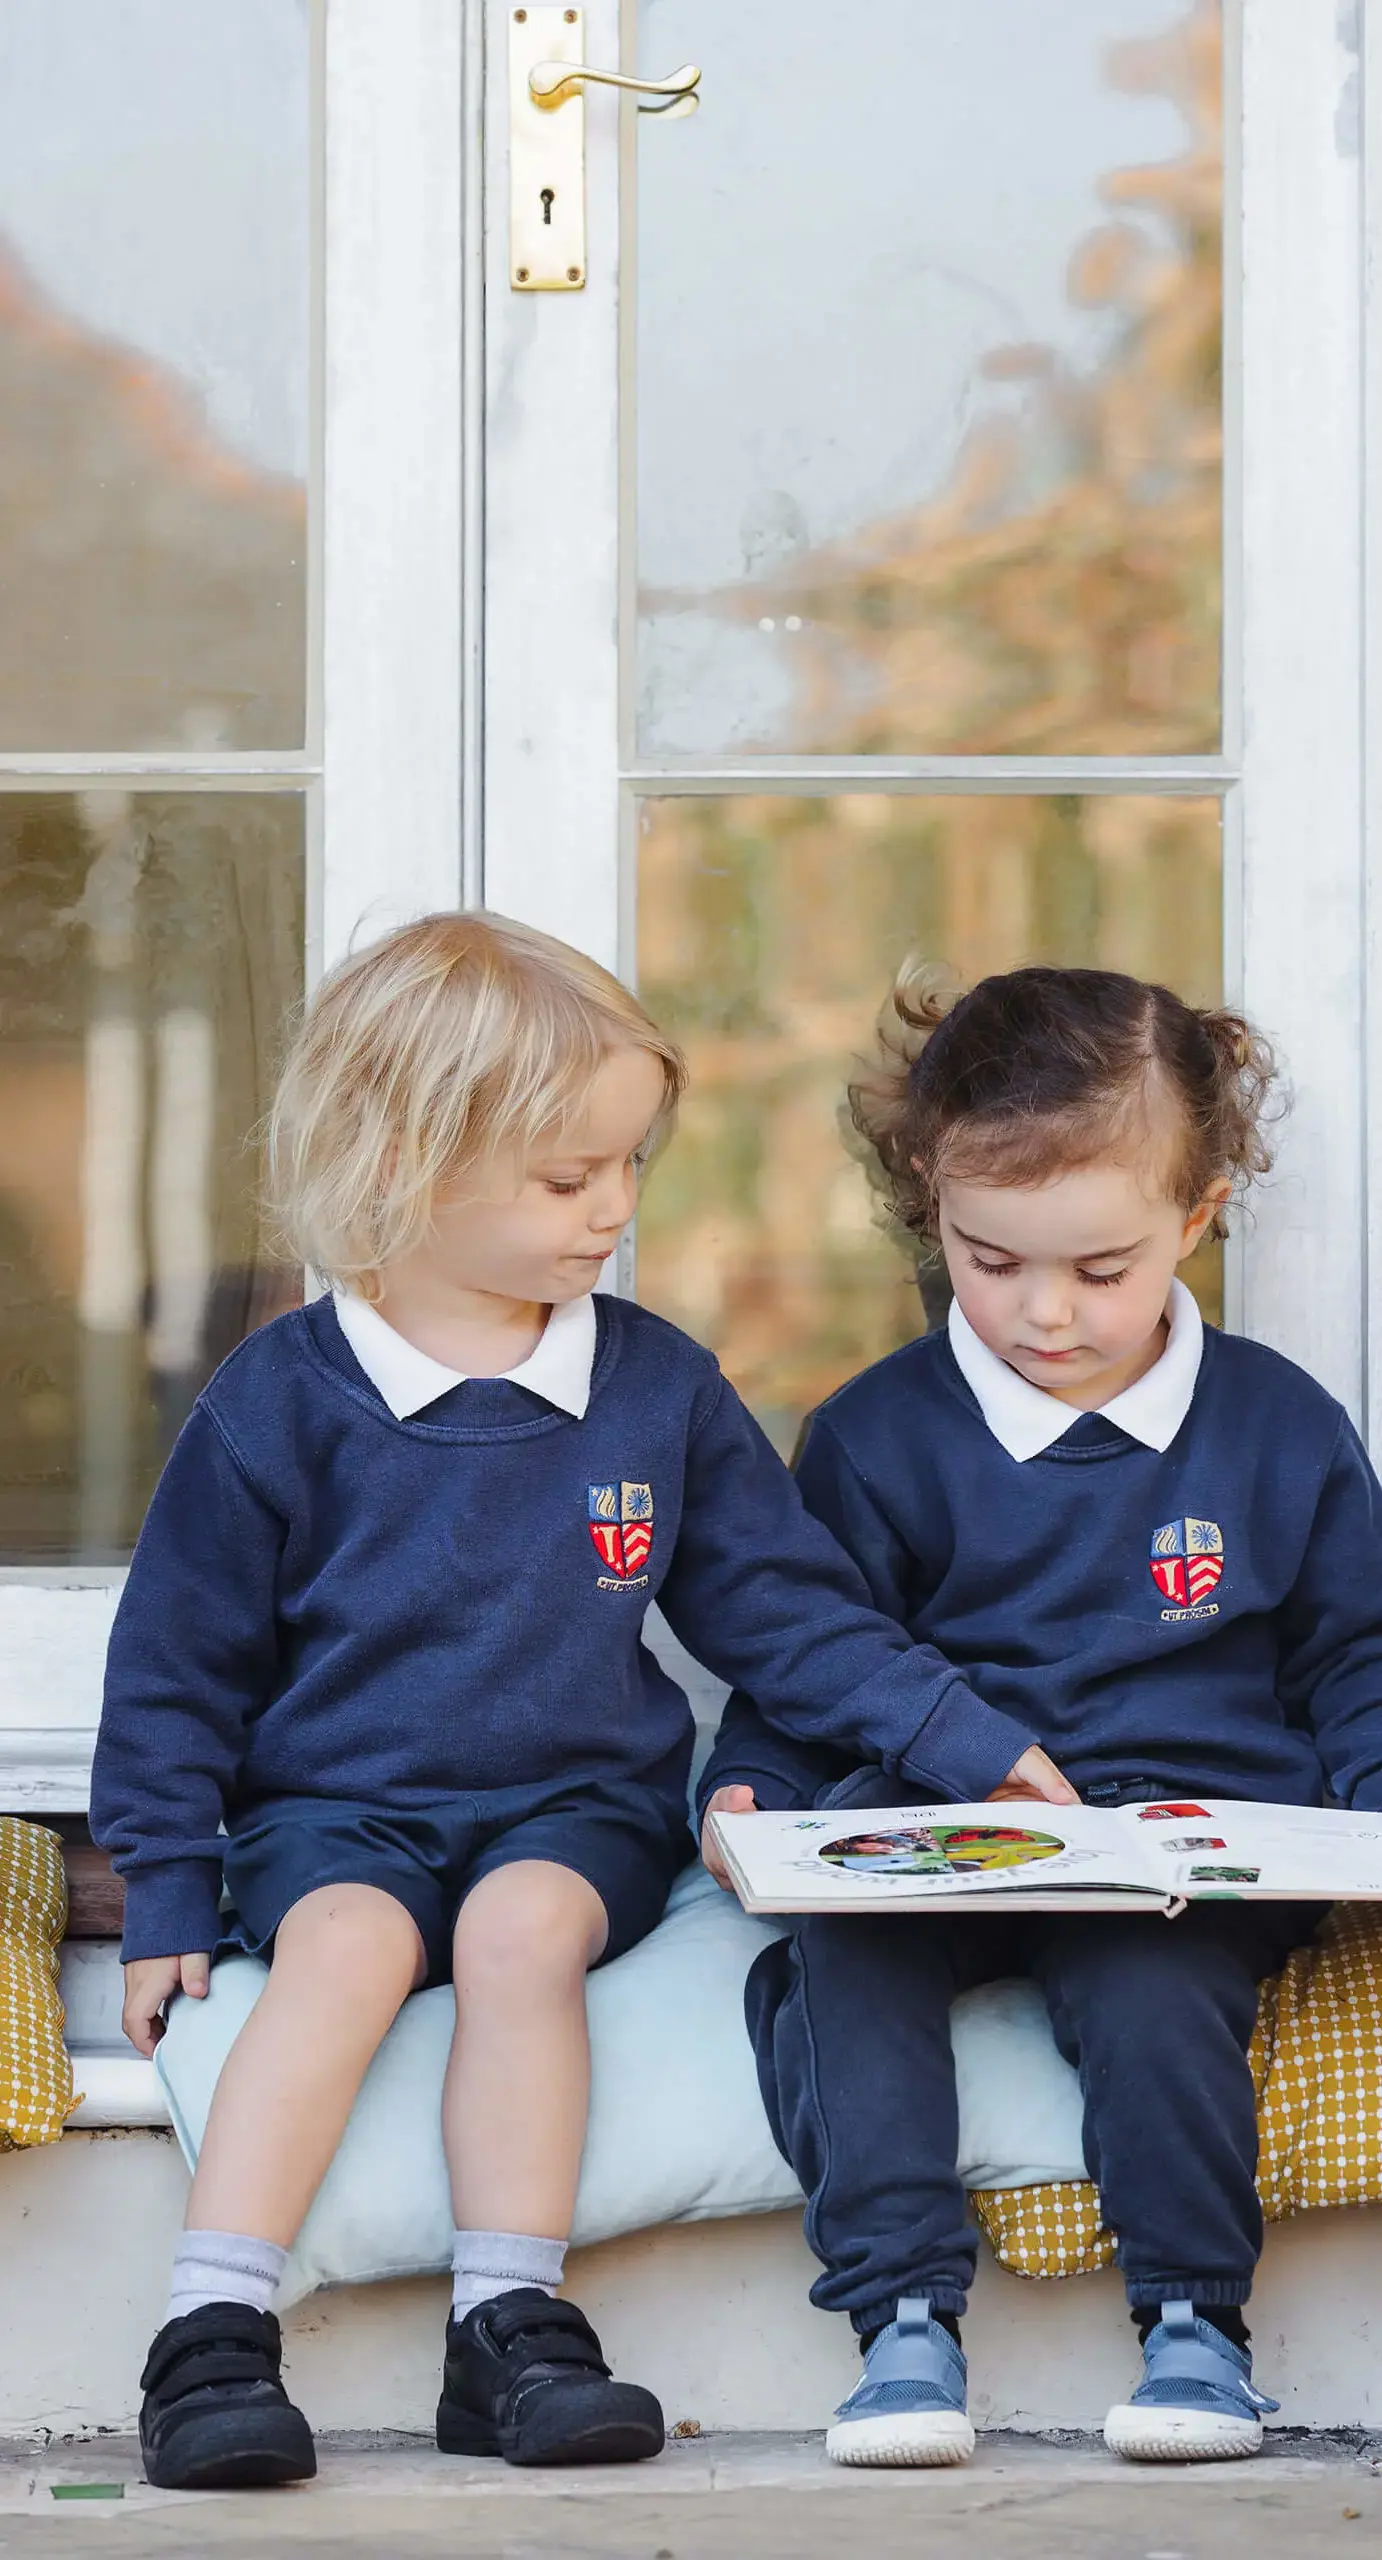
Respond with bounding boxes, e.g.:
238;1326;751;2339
701;963;1382;2467
91;915;1055;2490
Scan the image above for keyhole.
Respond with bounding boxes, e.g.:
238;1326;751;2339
540;187;555;226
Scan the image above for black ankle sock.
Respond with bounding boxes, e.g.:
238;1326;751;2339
860;2306;962;2355
1132;2302;1249;2351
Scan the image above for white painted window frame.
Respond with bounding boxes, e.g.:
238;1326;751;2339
0;0;473;1809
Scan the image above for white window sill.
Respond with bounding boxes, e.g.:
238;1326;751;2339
60;1940;168;2130
67;2054;168;2129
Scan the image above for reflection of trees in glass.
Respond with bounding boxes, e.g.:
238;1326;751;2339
726;1;1222;758
0;796;302;1560
639;797;1221;1452
639;5;1223;1448
0;227;305;749
0;66;308;1554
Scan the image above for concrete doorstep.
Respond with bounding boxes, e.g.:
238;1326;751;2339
0;2433;1380;2559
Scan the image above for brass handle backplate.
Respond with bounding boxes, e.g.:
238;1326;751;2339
510;7;700;293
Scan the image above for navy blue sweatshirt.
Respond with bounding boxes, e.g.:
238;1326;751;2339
92;1296;1043;1959
699;1323;1382;1823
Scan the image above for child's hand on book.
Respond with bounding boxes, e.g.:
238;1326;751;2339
988;1746;1080;1806
122;1952;211;2058
701;1785;757;1888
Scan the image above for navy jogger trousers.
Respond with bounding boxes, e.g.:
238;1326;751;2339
745;1899;1318;2336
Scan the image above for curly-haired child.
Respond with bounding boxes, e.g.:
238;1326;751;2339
701;963;1382;2466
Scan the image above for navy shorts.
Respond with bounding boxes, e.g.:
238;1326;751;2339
220;1784;691;1987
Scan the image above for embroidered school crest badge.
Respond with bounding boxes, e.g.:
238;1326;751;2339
1149;1516;1224;1611
588;1482;654;1579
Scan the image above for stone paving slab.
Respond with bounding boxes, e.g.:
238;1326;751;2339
0;2433;1379;2557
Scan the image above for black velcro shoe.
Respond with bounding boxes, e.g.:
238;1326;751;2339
436;2288;664;2467
139;2303;317;2490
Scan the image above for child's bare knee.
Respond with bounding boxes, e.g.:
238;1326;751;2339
453;1864;605;1998
275;1883;425;1995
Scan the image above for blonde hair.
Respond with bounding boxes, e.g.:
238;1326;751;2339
267;911;686;1290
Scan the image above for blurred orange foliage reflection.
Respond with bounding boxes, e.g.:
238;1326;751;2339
637;5;1223;1448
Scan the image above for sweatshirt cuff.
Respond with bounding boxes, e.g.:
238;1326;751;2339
695;1761;825;1823
118;1860;224;1963
897;1685;1037;1803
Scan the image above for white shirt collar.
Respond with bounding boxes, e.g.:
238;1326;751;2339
946;1277;1203;1464
332;1289;596;1421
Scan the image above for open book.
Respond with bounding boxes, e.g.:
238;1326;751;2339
708;1798;1382;1917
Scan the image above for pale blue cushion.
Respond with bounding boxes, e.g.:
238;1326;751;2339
950;1974;1087;2192
155;1862;1086;2307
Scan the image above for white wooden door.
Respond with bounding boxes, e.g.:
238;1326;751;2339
483;0;1374;1473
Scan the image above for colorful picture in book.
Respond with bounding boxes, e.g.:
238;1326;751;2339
1189;1865;1261;1884
1138;1803;1211;1821
818;1825;1065;1878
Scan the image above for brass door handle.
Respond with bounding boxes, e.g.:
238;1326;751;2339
529;58;701;117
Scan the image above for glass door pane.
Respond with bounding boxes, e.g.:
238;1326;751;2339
637;794;1222;1452
0;0;309;748
636;0;1221;757
0;792;304;1561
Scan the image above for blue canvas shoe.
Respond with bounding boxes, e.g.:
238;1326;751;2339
1103;2302;1279;2462
825;2299;975;2468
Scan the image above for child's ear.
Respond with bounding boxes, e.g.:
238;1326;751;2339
1177;1176;1233;1259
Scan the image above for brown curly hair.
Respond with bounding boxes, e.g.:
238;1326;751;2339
848;962;1282;1245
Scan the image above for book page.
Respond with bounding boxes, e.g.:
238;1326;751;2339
711;1803;1171;1915
1131;1799;1382;1899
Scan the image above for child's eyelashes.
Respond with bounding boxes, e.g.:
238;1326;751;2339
966;1254;1129;1289
543;1151;648;1198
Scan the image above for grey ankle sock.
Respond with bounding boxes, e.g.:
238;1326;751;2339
166;2229;288;2325
451;2229;567;2323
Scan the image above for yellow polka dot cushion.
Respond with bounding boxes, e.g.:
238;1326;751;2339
972;1903;1382;2279
0;1817;77;2148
